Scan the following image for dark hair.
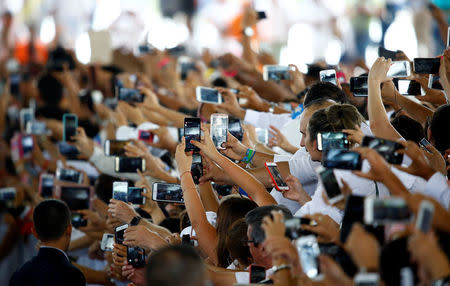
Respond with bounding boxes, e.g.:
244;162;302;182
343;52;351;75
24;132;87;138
391;115;424;144
304;82;348;108
380;237;418;286
37;73;63;105
225;218;252;268
430;104;450;154
159;217;181;234
146;245;205;286
308;104;365;144
33;199;71;241
245;205;292;246
216;197;258;267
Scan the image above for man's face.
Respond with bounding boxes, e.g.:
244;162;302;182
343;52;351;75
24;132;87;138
299;109;313;148
247;225;263;265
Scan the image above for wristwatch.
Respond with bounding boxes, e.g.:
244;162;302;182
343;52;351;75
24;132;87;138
130;216;142;226
270;264;291;274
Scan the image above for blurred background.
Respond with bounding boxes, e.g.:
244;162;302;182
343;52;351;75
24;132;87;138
0;0;449;71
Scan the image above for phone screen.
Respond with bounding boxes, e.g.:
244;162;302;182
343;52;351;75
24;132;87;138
27;120;47;135
71;212;87;228
372;198;411;223
250;265;266;283
319;70;337;85
255;128;269;144
319;132;349;151
184;118;201;152
41;175;54;198
350;77;368;96
117;87;144;103
396;79;424;96
200;88;221;103
180;62;196;81
138;130;155;142
296;236;321;279
117;157;144;172
101;234;115;251
57;168;82;183
106;140;129;156
267;165;288;187
362;136;403;165
127;247;146;267
58;141;80;159
21;135;34;155
127;187;145;205
428;75;443;90
265;66;290;81
63;114;77;142
322;149;362;170
191;154;203;185
60;187;90;210
211;114;228;149
413;58;440;74
387;61;410;78
0;188;16;202
228;118;243;141
113;182;128;202
153;183;184;203
378;46;398;60
115;224;128;244
319;168;341;199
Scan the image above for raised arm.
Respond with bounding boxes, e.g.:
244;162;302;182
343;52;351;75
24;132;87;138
368;57;403;141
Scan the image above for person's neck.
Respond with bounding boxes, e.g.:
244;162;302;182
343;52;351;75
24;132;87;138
40;240;66;253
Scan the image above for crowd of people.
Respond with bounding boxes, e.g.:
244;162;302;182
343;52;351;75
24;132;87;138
0;3;450;286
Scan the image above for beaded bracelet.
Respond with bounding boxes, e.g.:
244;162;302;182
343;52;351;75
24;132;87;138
242;149;255;164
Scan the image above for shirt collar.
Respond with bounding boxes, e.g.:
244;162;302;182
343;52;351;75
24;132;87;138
40;246;70;262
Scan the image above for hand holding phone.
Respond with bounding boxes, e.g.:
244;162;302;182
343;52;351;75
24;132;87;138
184;118;201;152
63;113;78;142
210;113;228;150
265;162;289;191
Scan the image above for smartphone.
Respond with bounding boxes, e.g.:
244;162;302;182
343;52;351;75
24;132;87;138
361;136;403;165
428;74;443;90
228;118;243;141
419;138;432;153
262;65;291;81
39;174;54;198
58;141;80;159
127;187;146;205
317;132;349;151
265;162;289;191
211;113;228;150
256;11;267;20
114;157;146;173
10;74;20;96
127;247;146;268
416;200;434;233
21;135;34;158
0;187;16;203
20;108;34;132
167;45;186;57
115;224;128;245
447;26;450;47
56;167;83;184
364;197;411;225
152;182;184;203
63;113;78;142
378;46;399;60
138;130;158;143
195;87;223;104
58;186;91;210
104;140;130;156
317;166;343;204
394;79;425;96
255;128;269;144
101;233;115;251
354;273;380;286
178;58;197;81
113;181;128;202
322;149;362;170
319;69;337;85
178;127;184;142
387;61;411;78
184;117;201;152
413;58;440;74
191;154;203;185
284;217;318;239
295;235;322;281
249;264;266;283
116;87;144;103
26;120;48;135
349;76;368;96
182;234;194;246
71;212;87;228
104;98;118;110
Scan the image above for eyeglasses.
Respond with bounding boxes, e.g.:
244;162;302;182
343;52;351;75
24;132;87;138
241;239;259;246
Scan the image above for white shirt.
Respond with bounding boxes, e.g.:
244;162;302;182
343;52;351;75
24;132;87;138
423;172;450;210
284;148;321;196
115;122;159;141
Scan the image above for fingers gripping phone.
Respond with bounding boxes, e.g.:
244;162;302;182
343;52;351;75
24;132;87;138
317;166;343;204
265;162;289;191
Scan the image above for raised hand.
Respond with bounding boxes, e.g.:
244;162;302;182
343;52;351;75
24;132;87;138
368;57;392;84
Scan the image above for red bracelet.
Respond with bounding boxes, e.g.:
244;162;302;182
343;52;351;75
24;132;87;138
180;170;191;180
